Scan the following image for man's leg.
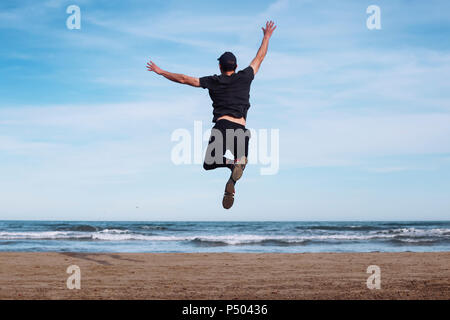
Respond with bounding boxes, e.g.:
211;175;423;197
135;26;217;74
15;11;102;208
229;128;250;182
222;127;251;209
203;127;233;171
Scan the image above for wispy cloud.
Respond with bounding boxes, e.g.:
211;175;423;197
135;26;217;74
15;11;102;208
367;167;413;173
280;112;450;167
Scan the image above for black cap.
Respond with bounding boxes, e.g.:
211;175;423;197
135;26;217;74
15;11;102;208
218;51;237;70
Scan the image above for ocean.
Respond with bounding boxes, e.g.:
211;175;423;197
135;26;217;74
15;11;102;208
0;220;449;253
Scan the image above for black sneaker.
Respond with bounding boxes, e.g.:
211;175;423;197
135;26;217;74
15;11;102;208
222;178;235;209
222;156;247;209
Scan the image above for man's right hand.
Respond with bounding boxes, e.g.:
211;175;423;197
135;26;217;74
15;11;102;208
250;21;276;75
262;20;277;39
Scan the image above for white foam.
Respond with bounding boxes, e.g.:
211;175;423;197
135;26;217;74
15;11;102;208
98;229;129;234
0;228;448;244
373;228;450;237
0;231;89;240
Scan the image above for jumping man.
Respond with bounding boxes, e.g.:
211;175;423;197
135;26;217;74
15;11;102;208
147;21;277;209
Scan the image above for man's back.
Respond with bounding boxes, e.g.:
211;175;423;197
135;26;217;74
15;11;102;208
199;66;255;122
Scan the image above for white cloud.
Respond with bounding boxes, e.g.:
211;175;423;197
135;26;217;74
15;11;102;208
280;112;450;167
0;98;205;131
367;167;413;173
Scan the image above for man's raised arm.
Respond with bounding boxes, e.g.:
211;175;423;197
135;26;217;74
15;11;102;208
146;60;200;87
250;20;277;75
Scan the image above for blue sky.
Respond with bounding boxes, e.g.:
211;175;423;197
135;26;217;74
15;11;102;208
0;0;449;221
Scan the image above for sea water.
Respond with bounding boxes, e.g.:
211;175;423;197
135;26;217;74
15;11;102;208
0;220;449;253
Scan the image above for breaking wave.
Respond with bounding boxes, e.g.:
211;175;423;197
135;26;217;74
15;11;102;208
0;228;448;246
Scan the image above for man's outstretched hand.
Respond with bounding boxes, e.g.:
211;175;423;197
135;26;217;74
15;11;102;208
146;60;163;75
145;59;200;87
262;20;277;39
250;21;276;75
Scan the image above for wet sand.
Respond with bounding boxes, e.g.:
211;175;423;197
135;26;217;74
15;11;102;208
0;252;449;299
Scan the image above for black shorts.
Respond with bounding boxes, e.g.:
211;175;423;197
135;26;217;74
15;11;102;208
203;119;251;170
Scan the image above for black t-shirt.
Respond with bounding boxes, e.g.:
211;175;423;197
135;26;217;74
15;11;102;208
199;66;254;122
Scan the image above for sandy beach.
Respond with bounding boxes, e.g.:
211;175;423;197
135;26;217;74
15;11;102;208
0;252;448;300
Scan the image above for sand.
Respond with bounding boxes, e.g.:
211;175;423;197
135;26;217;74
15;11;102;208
0;252;449;300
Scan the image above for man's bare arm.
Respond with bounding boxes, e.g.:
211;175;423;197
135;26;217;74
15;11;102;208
146;60;200;87
250;20;277;75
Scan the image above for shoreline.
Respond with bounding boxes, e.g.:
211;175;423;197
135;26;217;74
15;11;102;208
1;252;449;299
